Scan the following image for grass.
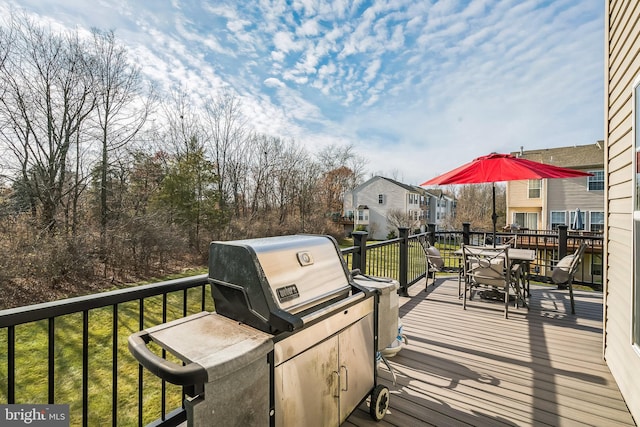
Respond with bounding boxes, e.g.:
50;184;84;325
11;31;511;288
8;239;595;426
0;284;214;426
1;243;407;426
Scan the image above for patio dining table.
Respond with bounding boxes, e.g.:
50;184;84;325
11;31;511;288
453;246;536;301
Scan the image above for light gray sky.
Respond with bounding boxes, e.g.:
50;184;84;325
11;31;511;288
3;0;604;185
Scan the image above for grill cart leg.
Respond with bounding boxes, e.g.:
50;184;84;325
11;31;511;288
369;384;390;421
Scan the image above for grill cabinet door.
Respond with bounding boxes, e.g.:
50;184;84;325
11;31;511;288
338;313;375;424
274;336;339;427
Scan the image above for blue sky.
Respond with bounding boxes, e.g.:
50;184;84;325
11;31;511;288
3;0;604;185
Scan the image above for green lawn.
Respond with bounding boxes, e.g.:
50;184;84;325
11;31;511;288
0;244;430;426
1;286;214;426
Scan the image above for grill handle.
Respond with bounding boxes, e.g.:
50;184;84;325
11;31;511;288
341;365;348;391
128;331;208;386
269;308;304;333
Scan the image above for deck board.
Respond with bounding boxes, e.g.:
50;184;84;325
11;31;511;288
344;277;636;427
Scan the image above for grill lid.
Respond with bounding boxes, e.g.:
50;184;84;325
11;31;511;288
208;235;353;334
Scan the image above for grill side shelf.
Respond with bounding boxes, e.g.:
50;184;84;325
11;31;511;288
128;331;208;386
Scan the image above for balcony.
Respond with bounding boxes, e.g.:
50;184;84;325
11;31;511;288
0;228;630;426
344;277;634;426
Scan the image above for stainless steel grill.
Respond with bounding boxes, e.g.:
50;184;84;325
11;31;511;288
208;235;354;333
129;234;397;427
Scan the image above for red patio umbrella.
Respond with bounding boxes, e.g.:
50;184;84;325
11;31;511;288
420;153;592;245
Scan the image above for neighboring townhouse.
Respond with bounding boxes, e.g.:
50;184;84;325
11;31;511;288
505;143;604;232
422;189;457;230
603;2;640;422
342;176;455;240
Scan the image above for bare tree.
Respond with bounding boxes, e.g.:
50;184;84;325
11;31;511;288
316;143;367;183
446;183;505;231
161;88;202;157
386;208;420;234
292;159;322;232
316;144;367;214
0;18;13;100
203;92;248;214
0;16;96;231
90;29;155;247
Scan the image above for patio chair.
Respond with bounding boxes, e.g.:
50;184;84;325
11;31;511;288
551;242;587;314
418;236;444;290
501;235;517;248
462;244;524;318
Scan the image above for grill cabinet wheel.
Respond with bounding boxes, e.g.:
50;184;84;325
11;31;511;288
369;384;390;421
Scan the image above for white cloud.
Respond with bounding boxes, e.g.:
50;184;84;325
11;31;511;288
364;59;381;83
264;77;285;88
3;0;605;185
273;31;301;53
271;50;286;62
297;18;320;37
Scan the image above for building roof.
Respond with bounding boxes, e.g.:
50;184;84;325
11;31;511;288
351;176;456;200
379;176;419;192
511;142;604;170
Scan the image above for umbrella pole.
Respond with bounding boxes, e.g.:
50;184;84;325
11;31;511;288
492;183;497;247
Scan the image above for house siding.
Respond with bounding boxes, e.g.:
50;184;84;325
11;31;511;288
506;181;543;229
508;181;542;208
605;0;640;422
345;176;420;240
506;145;603;231
546;177;604;231
546;178;602;211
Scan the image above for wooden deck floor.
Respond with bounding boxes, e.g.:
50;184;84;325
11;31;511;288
344;276;636;427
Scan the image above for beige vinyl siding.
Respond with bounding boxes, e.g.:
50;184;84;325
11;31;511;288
605;0;640;422
506;180;544;229
546;178;604;211
508;180;543;207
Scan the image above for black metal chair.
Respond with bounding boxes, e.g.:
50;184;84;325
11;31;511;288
461;244;526;318
552;242;588;314
418;236;444;290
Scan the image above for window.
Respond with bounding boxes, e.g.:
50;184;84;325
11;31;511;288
357;209;368;221
588;170;605;191
513;212;537;230
378;194;384;204
590;211;604;233
550;211;566;230
528;179;541;198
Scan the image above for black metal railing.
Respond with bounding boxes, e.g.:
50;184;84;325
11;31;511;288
0;224;603;426
0;235;425;427
1;276;213;427
425;223;603;288
348;228;427;296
